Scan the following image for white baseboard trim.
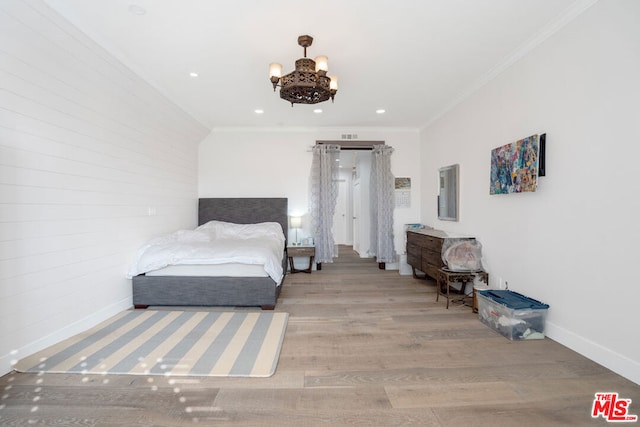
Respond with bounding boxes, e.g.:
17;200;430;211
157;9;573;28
545;321;640;386
385;262;399;271
1;298;132;377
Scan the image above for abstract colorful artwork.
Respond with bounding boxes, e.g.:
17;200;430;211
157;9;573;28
490;134;539;194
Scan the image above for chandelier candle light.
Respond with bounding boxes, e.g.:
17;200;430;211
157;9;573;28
269;35;338;106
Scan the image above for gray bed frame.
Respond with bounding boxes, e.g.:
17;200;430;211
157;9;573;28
132;198;288;310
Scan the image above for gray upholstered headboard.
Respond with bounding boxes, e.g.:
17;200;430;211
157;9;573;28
198;198;288;242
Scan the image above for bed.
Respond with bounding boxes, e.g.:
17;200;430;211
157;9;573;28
131;198;288;310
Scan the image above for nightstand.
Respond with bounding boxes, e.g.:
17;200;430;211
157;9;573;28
287;245;315;274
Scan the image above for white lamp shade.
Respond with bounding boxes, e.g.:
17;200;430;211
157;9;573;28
314;56;329;73
329;75;338;91
269;62;282;78
290;216;302;228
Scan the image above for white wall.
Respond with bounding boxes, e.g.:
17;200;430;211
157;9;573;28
199;128;421;264
0;0;209;376
420;0;640;385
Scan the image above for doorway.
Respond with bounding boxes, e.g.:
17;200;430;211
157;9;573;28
332;150;372;258
314;140;385;263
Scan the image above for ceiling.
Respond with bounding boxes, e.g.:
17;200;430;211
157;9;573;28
43;0;583;130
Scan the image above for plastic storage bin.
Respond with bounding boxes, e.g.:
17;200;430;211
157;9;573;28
477;290;549;340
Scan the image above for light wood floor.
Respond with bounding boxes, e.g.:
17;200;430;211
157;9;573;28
1;246;638;426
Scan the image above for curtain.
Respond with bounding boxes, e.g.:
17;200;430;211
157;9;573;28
309;144;341;264
369;144;396;264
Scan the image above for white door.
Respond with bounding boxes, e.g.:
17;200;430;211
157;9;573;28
353;179;360;252
354;152;372;258
333;173;348;244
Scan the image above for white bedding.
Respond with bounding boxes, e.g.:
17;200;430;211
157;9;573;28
127;221;285;283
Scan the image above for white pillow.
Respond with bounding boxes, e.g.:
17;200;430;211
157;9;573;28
147;229;211;246
175;229;211;242
195;220;222;238
197;220;284;243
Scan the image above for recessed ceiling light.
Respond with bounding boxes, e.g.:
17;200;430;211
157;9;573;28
254;109;264;114
376;109;386;114
128;4;146;15
313;109;323;114
189;72;199;78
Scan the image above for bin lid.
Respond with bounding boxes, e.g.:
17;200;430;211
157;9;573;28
477;290;549;310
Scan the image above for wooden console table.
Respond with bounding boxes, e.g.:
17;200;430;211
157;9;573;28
406;229;475;282
406;229;447;281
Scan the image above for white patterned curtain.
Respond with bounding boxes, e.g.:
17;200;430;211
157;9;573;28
309;144;341;264
370;145;397;264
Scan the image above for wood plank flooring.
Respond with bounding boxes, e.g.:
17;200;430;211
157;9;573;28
1;246;638;426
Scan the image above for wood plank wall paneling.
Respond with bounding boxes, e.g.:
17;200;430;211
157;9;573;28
0;0;210;375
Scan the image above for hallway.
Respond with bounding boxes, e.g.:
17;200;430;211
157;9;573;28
324;245;379;271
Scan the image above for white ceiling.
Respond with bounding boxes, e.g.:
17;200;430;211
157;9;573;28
43;0;586;130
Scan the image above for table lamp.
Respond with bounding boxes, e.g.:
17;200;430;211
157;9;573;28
290;216;302;245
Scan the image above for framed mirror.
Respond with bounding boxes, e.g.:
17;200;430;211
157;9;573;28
438;164;459;221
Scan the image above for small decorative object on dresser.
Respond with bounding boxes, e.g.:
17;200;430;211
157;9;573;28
287;245;316;273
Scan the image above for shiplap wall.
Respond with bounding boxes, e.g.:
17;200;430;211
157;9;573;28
0;0;209;375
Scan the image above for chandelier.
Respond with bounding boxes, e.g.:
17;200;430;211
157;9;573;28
269;35;338;106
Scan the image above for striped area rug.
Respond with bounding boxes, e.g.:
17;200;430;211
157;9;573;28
15;310;288;377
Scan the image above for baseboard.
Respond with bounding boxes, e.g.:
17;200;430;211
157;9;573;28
1;298;132;377
385;262;399;271
545;321;640;386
